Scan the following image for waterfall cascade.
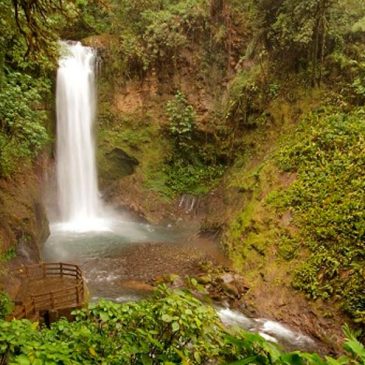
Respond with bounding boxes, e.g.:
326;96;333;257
56;41;106;232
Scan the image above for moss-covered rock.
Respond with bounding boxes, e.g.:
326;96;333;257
99;147;139;183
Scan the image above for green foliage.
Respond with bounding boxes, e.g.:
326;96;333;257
224;328;365;365
225;69;268;129
66;0;111;38
73;287;224;363
163;158;225;195
326;47;365;102
343;324;365;361
104;0;215;78
352;72;365;103
0;292;12;320
352;16;365;33
0;289;364;364
271;0;332;50
275;108;365;323
7;0;72;59
142;9;188;64
164;92;225;195
166;91;196;151
0;72;49;176
0;0;92;178
250;0;365;85
0;0;79;176
0;288;223;364
0;248;16;262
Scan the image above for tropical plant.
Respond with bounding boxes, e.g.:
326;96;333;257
0;0;77;176
166;91;196;152
0;288;364;364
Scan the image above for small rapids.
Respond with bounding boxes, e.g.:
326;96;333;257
217;308;315;351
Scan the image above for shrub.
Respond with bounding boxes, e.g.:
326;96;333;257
0;71;50;176
0;292;12;320
0;288;364;364
275;108;365;323
166;91;196;153
164;92;225;195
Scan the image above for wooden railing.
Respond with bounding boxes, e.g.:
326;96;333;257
10;263;85;320
13;262;83;281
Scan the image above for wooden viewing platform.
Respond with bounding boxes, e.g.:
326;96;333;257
9;263;86;320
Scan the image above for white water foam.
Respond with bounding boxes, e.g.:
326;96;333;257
218;307;252;328
258;320;314;346
217;308;314;347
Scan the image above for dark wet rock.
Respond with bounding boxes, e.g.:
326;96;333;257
99;147;139;182
222;282;240;298
196;274;212;285
151;261;250;307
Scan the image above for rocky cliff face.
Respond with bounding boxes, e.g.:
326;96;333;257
0;156;50;265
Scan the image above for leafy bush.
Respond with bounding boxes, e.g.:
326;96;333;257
166;91;196;152
352;75;365;102
225;69;268;129
0;292;12;320
0;248;16;262
164;92;225;194
0;288;225;364
164;158;224;195
104;0;211;78
0;0;70;177
0;72;49;176
275;108;365;323
0;288;364;364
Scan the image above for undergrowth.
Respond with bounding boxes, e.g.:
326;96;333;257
0;288;364;364
271;107;365;323
0;292;12;320
162;91;225;196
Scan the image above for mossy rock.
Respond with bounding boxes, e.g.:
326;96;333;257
99;147;139;182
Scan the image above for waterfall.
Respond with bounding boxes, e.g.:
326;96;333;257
56;41;105;232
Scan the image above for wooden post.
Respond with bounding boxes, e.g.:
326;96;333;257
60;263;63;278
30;296;35;314
51;292;55;309
43;263;46;278
31;297;36;316
76;286;79;304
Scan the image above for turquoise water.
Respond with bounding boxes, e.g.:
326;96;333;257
42;217;199;299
